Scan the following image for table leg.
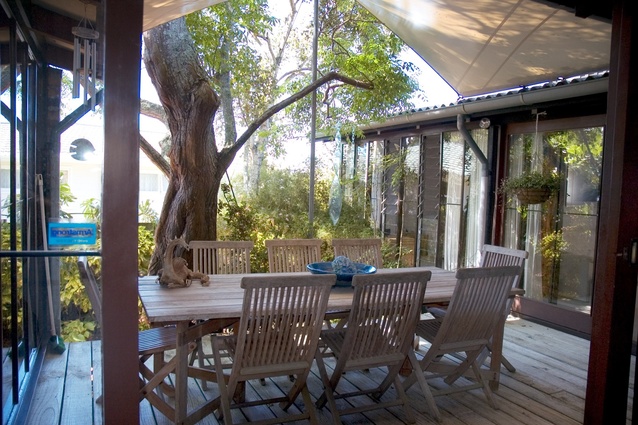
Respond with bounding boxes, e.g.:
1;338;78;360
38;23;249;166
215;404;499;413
175;321;190;423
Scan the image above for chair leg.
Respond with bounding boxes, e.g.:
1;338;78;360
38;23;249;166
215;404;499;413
212;336;234;425
393;374;415;424
501;354;516;372
472;361;499;409
196;338;208;390
406;350;441;422
301;386;319;425
314;349;343;425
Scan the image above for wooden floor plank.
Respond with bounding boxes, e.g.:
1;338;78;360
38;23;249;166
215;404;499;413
32;318;636;425
60;342;94;425
25;347;68;425
92;341;103;425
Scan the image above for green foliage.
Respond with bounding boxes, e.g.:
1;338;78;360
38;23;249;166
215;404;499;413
58;196;159;340
187;0;419;152
61;319;96;342
541;230;567;261
285;0;419;136
59;179;76;219
187;0;278;120
500;171;561;194
546;129;602;182
218;166;380;271
1;222;22;341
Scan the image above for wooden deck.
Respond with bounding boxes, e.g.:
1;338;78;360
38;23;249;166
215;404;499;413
24;318;634;424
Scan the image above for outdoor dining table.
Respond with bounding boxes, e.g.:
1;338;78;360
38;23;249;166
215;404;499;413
138;266;523;424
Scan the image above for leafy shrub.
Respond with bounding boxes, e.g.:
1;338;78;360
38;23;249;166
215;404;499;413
218;167;382;270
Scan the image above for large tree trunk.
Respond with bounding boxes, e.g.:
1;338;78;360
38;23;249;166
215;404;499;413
144;18;223;274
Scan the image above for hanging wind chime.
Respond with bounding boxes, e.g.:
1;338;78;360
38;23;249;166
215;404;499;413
72;0;99;109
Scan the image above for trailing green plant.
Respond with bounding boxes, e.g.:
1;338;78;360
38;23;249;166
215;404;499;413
500;171;561;195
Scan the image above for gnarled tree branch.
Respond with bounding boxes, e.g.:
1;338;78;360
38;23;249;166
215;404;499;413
221;71;372;162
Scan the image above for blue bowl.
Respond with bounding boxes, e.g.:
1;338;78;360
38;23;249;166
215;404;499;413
307;262;377;287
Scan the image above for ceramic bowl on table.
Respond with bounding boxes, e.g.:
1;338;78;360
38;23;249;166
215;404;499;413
306;261;377;287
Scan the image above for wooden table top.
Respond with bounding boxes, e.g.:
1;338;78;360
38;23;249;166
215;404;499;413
138;266;521;323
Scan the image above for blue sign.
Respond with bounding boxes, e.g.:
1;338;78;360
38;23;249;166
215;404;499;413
48;222;97;246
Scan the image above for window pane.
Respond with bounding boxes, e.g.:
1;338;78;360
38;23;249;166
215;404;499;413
139;173;158;192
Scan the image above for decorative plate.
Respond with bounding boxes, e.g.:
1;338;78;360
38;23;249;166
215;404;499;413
306;261;377;287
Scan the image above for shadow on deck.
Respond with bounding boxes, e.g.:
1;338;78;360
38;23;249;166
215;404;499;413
22;318;635;424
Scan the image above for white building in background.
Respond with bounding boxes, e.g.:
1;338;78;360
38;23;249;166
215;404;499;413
0;110;170;222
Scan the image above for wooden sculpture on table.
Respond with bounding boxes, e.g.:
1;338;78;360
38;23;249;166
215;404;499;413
157;238;210;288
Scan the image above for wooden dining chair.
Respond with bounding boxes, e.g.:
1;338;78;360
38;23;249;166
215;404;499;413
405;266;522;417
77;257;196;421
188;240;254;389
190;240;254;275
211;273;335;425
329;238;383;330
428;244;528;372
265;238;322;273
477;245;528;371
314;270;435;424
331;237;383;268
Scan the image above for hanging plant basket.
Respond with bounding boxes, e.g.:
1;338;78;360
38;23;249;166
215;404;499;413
514;188;552;205
500;171;561;205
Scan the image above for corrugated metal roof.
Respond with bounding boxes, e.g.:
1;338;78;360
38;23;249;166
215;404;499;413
393;71;609;118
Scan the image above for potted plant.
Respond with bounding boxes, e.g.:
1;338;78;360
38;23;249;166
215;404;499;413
500;171;561;205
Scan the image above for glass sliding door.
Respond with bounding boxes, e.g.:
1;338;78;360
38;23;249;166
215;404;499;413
369;129;488;271
503;123;603;313
438;129;487;270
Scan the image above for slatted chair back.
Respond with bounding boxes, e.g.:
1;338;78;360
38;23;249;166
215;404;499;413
77;256;102;325
212;274;335;424
331;238;383;268
480;244;528;286
265;239;322;273
408;266;522;416
425;266;521;356
480;244;528;323
315;270;432;423
77;257;190;422
190;240;254;275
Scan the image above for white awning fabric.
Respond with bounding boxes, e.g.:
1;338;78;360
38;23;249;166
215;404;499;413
357;0;611;97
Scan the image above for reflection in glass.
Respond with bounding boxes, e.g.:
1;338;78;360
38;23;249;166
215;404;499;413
503;127;603;313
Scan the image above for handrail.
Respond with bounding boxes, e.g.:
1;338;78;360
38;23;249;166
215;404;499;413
0;250;101;258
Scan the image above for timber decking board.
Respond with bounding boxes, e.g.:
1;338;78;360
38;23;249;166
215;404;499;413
60;342;94;425
25;318;635;424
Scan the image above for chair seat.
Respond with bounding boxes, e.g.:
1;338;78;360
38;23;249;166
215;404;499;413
414;318;442;341
321;326;407;368
138;326;178;355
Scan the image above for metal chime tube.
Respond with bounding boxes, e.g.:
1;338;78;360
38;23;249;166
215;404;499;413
90;40;97;109
72;36;81;98
83;38;90;104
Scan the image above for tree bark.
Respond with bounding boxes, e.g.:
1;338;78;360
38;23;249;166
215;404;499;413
144;18;222;274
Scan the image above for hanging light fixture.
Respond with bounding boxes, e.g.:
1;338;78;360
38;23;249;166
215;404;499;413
72;0;99;109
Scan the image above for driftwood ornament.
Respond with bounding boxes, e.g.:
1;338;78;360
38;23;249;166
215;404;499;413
157;237;210;288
